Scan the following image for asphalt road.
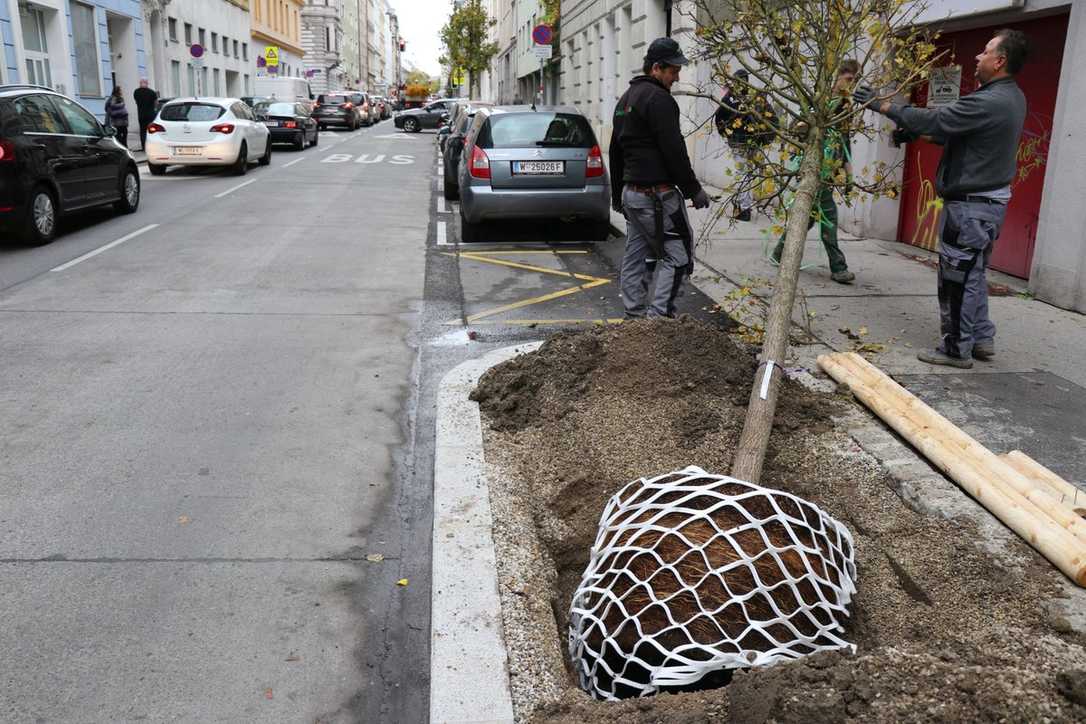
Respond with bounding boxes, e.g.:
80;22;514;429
0;122;433;723
0;123;731;723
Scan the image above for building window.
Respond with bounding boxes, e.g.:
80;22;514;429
201;67;209;95
168;17;178;42
233;40;239;58
325;27;331;52
71;2;100;96
242;43;248;62
213;68;221;95
222;35;229;55
171;60;182;96
19;4;53;88
198;28;206;48
186;63;196;95
244;73;251;95
212;32;218;53
184;23;192;45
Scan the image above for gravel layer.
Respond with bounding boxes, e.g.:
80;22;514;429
475;318;1086;723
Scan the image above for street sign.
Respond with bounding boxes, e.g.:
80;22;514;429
264;46;280;67
927;65;962;108
532;44;553;60
191;57;205;69
256;56;267;68
189;43;204;59
531;24;553;45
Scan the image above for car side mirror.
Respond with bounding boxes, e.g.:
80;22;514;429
103;126;117;137
440;113;449;123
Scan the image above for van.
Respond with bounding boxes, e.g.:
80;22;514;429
253;77;314;105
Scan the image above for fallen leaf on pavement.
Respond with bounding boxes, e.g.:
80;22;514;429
264;688;274;700
366;553;384;562
396;578;409;587
178;515;191;525
285;654;301;662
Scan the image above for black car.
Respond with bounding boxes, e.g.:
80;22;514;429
253;100;319;150
395;98;461;133
442;103;492;200
0;85;140;245
313;93;360;130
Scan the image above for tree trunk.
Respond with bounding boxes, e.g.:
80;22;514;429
731;131;826;484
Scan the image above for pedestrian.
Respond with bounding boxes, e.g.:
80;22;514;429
771;60;858;284
855;29;1029;368
104;85;130;150
133;79;159;151
714;69;777;221
609;37;710;319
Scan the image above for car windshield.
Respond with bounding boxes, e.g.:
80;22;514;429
256;102;296;115
160;102;225;122
479;112;596;149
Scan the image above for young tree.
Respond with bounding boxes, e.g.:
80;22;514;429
687;0;943;483
440;0;499;98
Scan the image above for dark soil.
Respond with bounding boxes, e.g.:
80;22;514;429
473;318;1086;722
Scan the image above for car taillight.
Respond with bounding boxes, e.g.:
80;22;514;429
0;139;15;163
586;144;604;178
469;145;491;179
284;121;297;128
210;123;235;134
343;102;354;109
147;123;165;134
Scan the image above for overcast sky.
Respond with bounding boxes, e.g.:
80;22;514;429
389;0;454;77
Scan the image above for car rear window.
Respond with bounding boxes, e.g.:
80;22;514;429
256;102;296;116
160;102;225;122
322;95;349;105
478;112;596;149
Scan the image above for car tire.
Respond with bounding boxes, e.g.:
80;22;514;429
232;142;248;175
113;167;140;214
147;163;166;176
319;123;326;131
294;132;305;151
403;118;419;133
22;185;58;245
259;140;272;166
443;172;458;201
460;209;481;243
588;221;611;242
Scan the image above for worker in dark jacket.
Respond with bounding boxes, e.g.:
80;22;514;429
856;28;1029;368
609;37;709;319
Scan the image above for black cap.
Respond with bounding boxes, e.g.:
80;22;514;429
645;37;689;67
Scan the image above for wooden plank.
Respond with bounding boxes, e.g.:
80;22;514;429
819;352;1086;586
1003;450;1085;512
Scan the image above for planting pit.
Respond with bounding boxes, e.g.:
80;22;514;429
471;318;1086;722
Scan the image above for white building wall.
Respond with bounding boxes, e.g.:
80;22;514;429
149;0;252;98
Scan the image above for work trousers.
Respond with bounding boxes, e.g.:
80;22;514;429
139;119;153;151
731;144;756;212
773;185;849;274
936;199;1006;359
620;185;691;318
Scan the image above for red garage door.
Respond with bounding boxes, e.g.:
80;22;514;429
897;13;1068;278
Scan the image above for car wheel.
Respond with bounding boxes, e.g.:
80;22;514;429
22;185;58;245
443;172;459;201
403;118;419;133
319;123;326;131
113;167;140;214
294;132;305;151
460;208;481;243
259;140;272;166
588;221;612;242
147;163;166;176
232;142;248;175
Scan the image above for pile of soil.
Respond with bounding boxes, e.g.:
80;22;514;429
472;318;1086;723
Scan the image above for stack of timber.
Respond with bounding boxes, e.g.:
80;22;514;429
818;351;1086;587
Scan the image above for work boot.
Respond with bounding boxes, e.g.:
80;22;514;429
973;341;995;360
917;349;973;369
831;270;856;284
735;209;752;222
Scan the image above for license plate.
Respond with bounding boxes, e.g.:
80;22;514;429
175;146;202;156
513;161;564;175
264;120;279;127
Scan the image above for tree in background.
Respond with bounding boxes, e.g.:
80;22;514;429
687;0;944;483
440;0;499;99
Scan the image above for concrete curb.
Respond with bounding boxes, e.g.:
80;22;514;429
431;341;543;724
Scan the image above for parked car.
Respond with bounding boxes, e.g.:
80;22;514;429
344;92;378;126
373;96;390;120
146;97;271;176
240;96;269;110
253;100;319;150
442;102;493;199
457;106;610;243
0;84;140;245
313;93;361;130
395;98;462;133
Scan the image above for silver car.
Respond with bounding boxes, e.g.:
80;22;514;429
456;106;610;242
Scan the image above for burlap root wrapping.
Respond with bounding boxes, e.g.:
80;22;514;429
568;465;857;700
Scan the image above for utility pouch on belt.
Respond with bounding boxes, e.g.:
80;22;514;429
651;194;666;259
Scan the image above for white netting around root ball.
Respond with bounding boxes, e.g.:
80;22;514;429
568;466;857;700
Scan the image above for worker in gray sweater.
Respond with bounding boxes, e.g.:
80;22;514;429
855;28;1030;368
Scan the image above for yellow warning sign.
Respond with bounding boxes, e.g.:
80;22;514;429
264;46;280;67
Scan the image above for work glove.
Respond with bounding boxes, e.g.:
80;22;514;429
691;188;711;210
852;85;878;110
891;127;917;147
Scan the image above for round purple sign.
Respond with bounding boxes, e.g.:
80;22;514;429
531;24;553;45
190;43;205;59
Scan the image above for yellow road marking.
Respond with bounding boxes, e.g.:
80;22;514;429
455;250;590;255
471;318;624;326
442;251;606;282
466;278;610;322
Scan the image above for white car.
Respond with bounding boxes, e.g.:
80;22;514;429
146;97;271;176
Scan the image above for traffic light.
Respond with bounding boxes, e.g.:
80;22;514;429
399;39;406;52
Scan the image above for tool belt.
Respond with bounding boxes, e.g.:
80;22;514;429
627;183;676;195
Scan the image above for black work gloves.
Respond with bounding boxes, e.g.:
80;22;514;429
852;85;878;110
691;188;711;209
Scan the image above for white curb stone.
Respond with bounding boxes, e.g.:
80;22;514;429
431;342;543;724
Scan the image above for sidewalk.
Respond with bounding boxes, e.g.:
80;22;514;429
612;199;1086;489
